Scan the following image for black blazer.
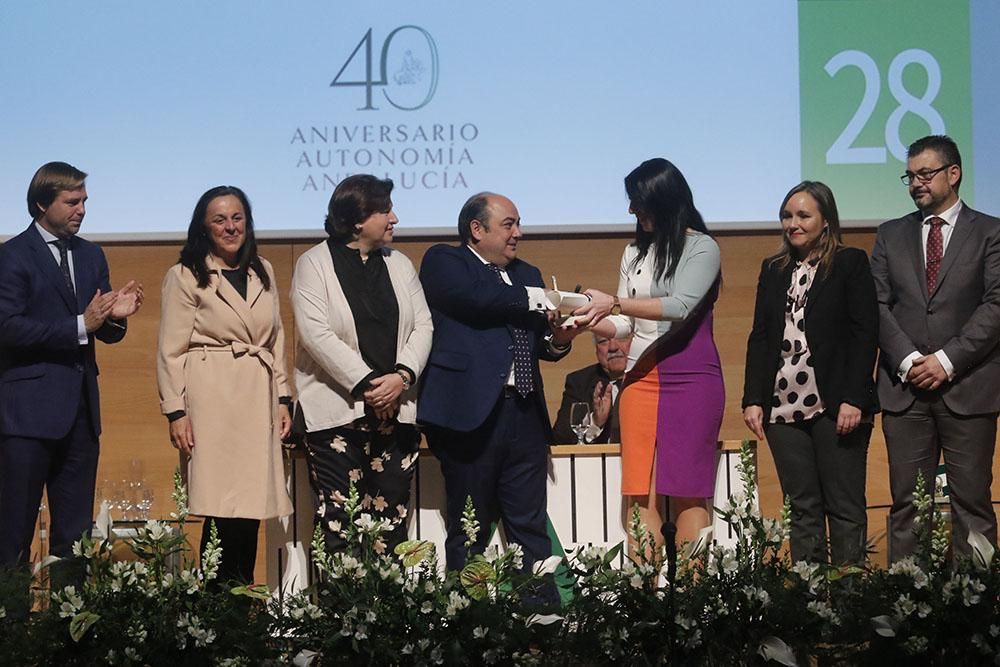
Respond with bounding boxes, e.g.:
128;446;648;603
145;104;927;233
742;246;879;420
551;363;620;444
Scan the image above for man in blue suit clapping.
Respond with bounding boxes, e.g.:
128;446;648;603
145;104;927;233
0;162;143;570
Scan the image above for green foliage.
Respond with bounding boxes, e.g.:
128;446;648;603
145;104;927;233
2;451;999;664
0;467;271;666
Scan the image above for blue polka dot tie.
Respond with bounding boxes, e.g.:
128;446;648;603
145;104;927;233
487;263;534;396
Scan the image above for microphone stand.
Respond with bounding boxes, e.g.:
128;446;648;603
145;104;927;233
661;519;678;659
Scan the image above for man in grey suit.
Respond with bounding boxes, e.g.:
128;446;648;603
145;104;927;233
872;135;1000;562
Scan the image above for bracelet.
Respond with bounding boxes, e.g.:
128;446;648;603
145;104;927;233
396;370;412;391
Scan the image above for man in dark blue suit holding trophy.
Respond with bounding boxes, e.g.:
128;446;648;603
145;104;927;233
0;162;143;569
418;192;584;579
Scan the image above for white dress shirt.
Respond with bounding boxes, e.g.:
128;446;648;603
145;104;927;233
897;199;964;382
34;222;88;345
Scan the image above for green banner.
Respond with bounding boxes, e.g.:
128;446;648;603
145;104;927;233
799;0;973;220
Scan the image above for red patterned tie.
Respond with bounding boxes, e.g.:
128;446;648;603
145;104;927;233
925;217;945;294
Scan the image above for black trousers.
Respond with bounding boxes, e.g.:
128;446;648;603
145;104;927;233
199;516;260;585
425;390;552;574
765;413;870;565
0;398;99;566
304;417;419;554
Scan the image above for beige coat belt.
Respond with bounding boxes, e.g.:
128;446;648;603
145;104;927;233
198;343;277;430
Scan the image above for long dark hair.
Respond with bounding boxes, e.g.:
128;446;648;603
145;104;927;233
625;158;711;282
179;185;270;290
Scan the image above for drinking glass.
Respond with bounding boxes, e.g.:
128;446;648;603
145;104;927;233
570;402;591;445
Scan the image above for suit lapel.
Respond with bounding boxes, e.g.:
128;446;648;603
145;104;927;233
930;206;975;300
70;237;93;313
246;267;265;309
804;261;828;319
904;213;930;303
769;262;793;331
27;225;78;313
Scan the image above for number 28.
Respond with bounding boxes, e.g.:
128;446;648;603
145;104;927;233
825;48;946;165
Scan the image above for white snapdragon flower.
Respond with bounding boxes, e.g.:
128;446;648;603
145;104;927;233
892;594;916;620
179;569;202;595
675;614;696;630
580;545;608;566
903;636;928;655
142;519;170;541
762;517;784;543
741;586;770;607
354;513;391;534
963;577;986;607
707;548;738;576
507;543;524;570
806;600;840;625
378;564;403;584
177;612;216;648
127;621;148;643
446;591;470;617
54;586;84;618
791;560;820;581
887;557;929;589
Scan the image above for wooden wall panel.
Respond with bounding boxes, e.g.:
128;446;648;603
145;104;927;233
37;229;990;572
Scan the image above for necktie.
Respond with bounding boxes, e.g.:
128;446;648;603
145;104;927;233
51;238;76;297
925;217;945;294
487;263;534;396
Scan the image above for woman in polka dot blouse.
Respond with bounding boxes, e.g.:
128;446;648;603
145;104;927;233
742;181;879;565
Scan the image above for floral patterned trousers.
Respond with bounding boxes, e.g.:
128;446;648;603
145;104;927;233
304;417;420;554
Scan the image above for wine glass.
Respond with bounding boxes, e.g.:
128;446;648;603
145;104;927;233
139;488;155;520
569;402;591;445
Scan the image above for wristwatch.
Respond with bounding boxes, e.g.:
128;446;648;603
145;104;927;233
610;296;622;316
396;369;412;391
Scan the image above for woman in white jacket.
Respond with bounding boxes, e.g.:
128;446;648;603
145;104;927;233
292;174;432;554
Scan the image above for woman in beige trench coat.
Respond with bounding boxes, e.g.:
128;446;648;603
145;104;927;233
157;185;292;584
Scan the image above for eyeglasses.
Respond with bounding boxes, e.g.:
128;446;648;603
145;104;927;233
900;164;954;186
